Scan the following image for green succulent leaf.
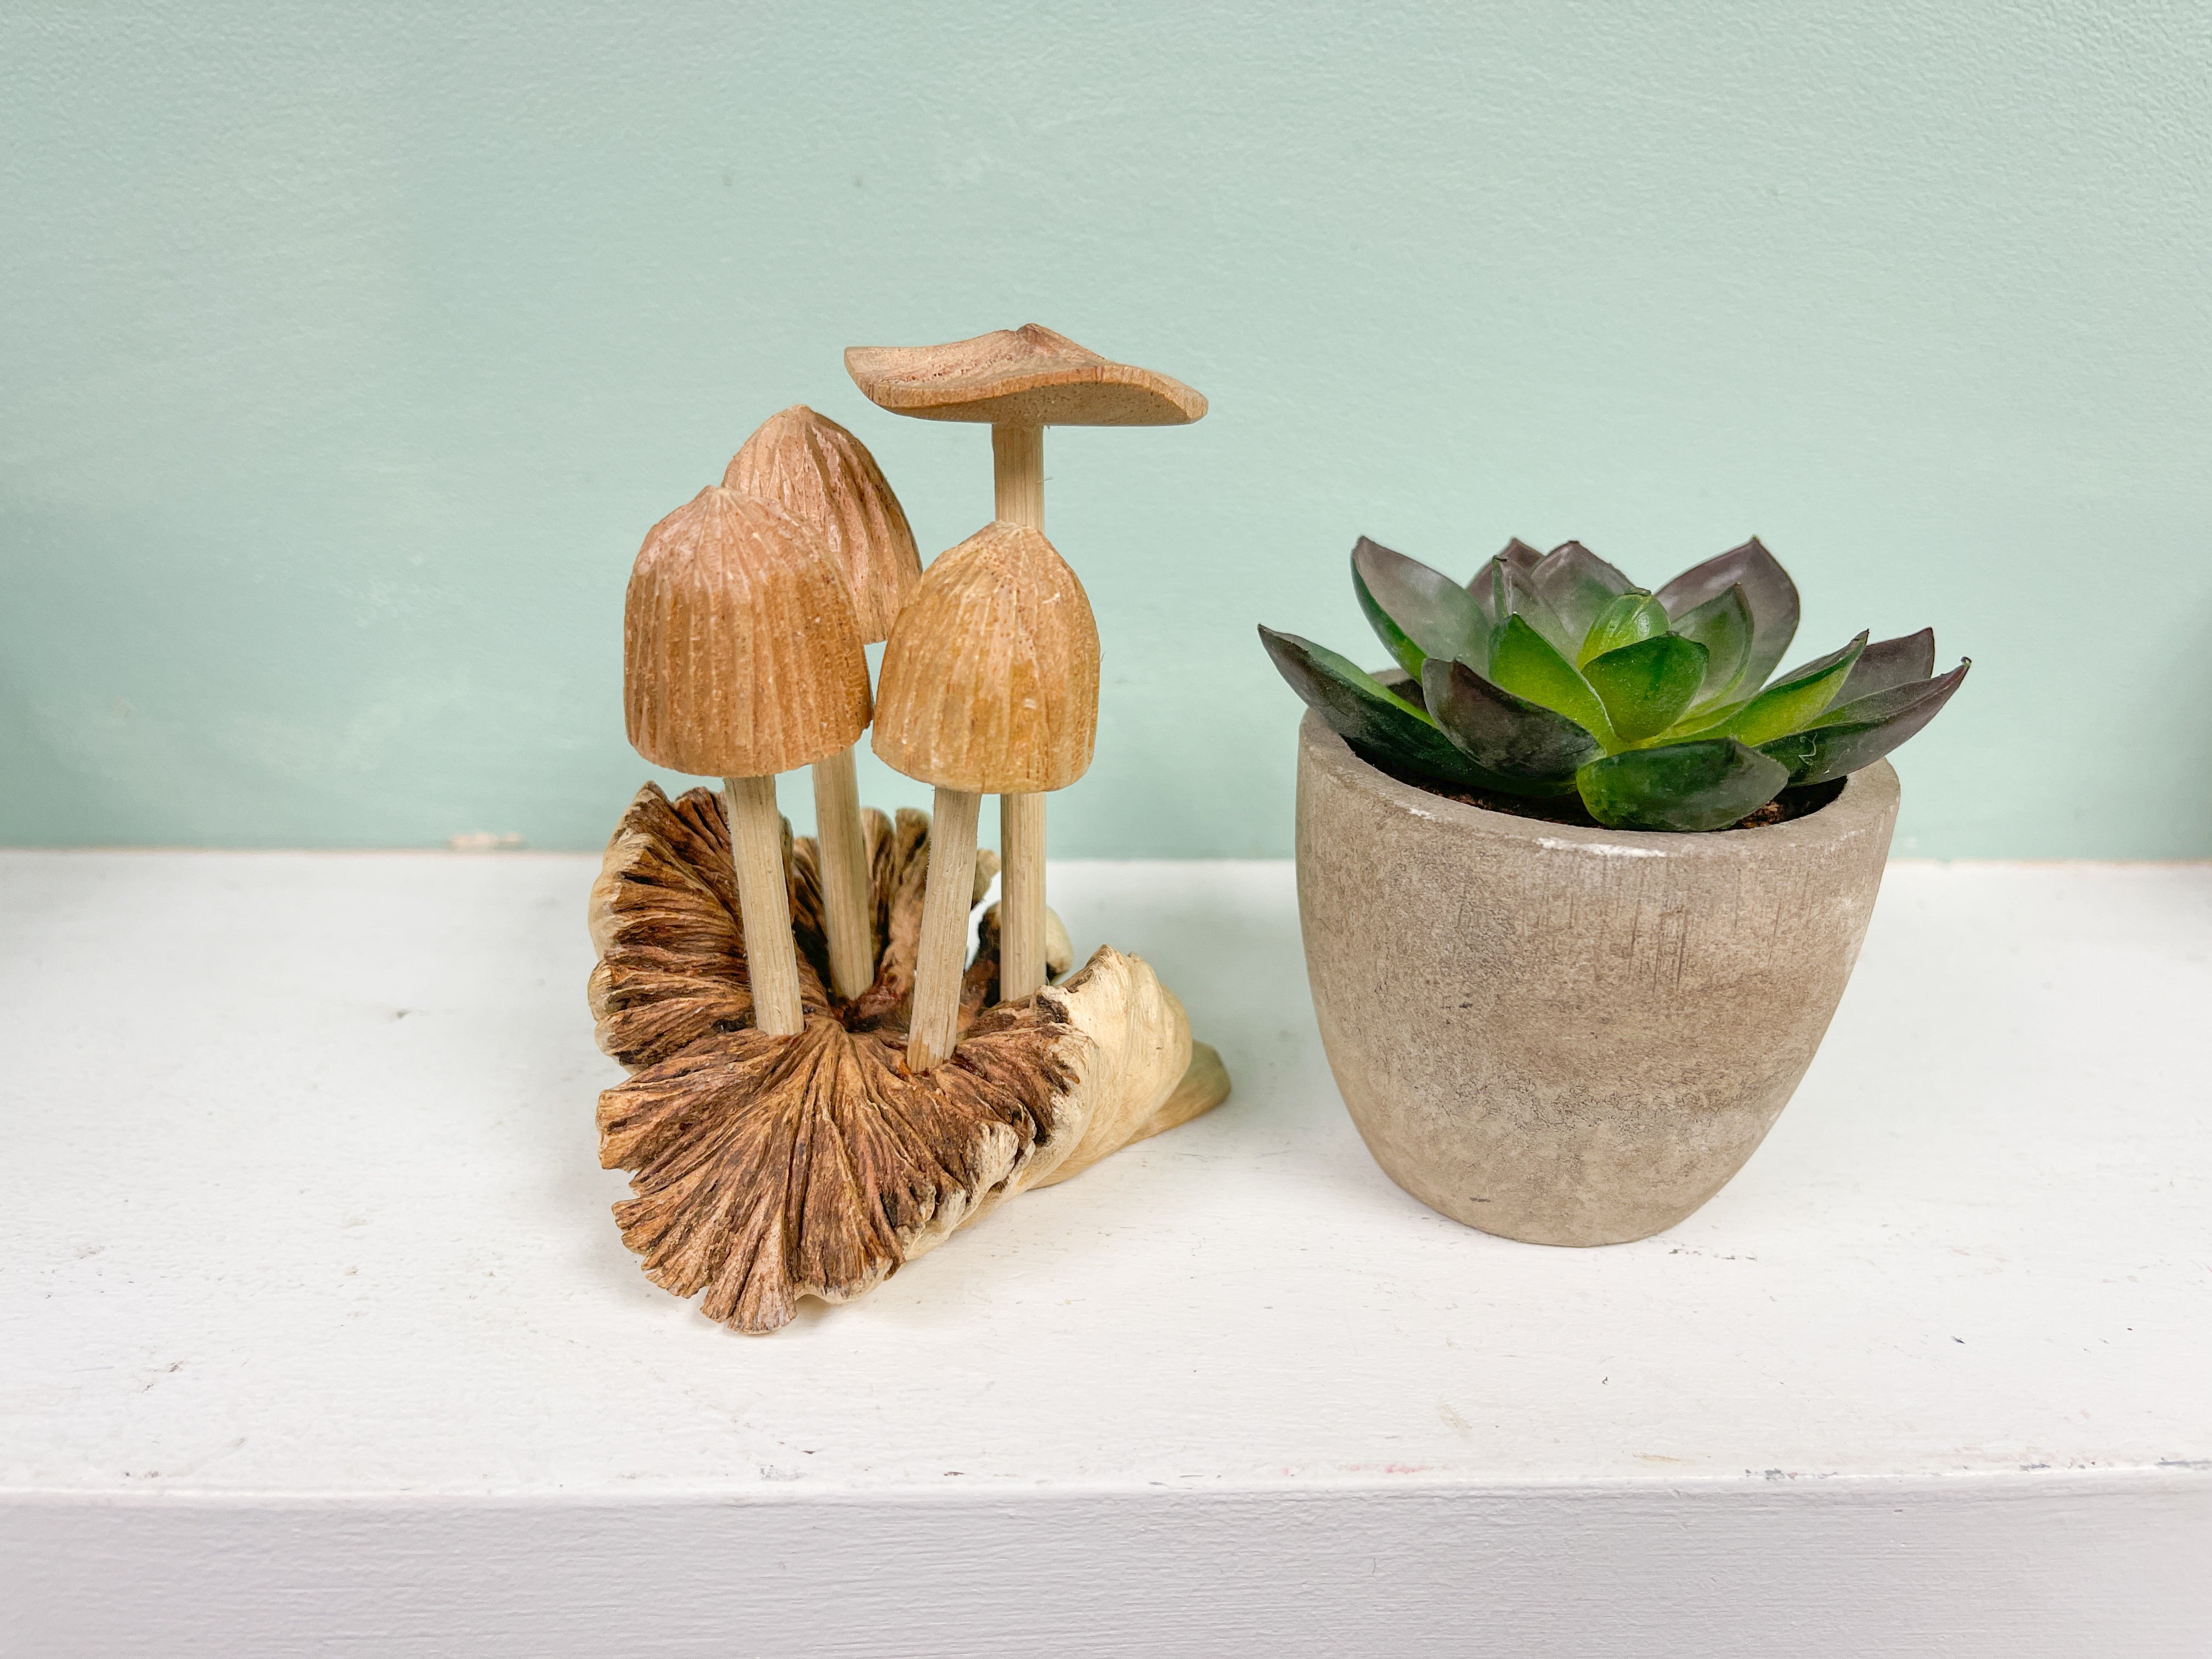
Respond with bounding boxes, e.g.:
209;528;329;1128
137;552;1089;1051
1257;625;1506;788
1351;537;1491;681
1576;591;1667;665
1720;632;1869;747
1486;614;1617;747
1576;739;1792;832
1837;627;1936;704
1470;554;1578;657
1653;538;1800;697
1760;659;1970;785
1667;582;1755;708
1581;634;1711;742
1529;541;1634;647
1421;657;1600;795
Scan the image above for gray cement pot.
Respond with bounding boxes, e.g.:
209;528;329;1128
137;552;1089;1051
1295;709;1899;1246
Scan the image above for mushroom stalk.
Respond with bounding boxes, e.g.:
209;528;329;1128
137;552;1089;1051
723;775;806;1035
809;749;874;1000
992;422;1051;1002
907;785;981;1071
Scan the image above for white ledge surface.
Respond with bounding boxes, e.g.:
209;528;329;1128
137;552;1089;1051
3;851;2208;1656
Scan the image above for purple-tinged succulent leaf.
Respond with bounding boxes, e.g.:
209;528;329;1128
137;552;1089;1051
1654;538;1799;696
1667;583;1755;708
1466;539;1545;606
1582;634;1711;742
1351;537;1491;681
1530;541;1633;647
1422;657;1600;795
1258;625;1511;789
1722;632;1867;747
1837;627;1936;705
1487;614;1617;747
1576;591;1666;665
1762;659;1971;785
1576;739;1791;832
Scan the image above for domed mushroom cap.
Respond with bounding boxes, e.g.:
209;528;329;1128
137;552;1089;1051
624;486;870;777
724;406;922;644
845;324;1207;427
872;521;1100;793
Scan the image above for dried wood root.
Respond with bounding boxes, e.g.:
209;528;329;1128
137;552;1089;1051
587;782;1229;1333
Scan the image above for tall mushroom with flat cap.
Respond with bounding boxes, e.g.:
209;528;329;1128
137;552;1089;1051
624;484;870;1035
846;324;1206;1003
872;520;1099;1071
725;406;922;1003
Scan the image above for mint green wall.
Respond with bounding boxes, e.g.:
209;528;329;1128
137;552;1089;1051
5;3;2208;857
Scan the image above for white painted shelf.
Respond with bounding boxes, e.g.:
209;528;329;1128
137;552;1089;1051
2;851;2207;1656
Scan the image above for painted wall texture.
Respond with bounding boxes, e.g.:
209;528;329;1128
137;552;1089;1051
3;2;2208;857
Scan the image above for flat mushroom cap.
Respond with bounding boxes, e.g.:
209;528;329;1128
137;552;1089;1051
624;485;871;777
724;406;922;644
845;323;1207;428
871;520;1100;793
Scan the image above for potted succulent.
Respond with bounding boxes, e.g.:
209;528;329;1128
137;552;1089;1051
1260;537;1966;1246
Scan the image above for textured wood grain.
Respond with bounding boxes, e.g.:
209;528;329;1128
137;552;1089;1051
872;521;1099;794
991;422;1045;527
907;786;980;1072
724;404;922;645
809;748;873;1002
586;782;1213;1333
845;323;1207;427
623;486;870;778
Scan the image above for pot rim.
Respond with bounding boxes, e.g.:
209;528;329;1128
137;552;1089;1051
1297;709;1900;864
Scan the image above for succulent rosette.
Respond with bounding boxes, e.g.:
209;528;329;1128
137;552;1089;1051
1262;537;1967;832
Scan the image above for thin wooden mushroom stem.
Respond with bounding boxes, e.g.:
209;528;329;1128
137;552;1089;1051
809;748;873;1000
722;775;805;1036
906;786;981;1070
992;422;1051;1002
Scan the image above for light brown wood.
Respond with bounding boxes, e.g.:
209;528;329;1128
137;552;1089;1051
991;422;1045;528
586;780;1229;1334
846;324;1208;427
998;792;1048;1001
721;775;804;1036
990;423;1053;1002
906;785;980;1071
724;404;922;645
871;522;1099;794
809;747;872;1001
624;486;870;777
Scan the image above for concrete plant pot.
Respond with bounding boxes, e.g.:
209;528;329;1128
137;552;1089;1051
1295;708;1900;1246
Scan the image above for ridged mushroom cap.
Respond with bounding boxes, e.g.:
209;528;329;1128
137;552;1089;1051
723;406;922;644
871;521;1099;793
845;324;1207;427
624;486;871;777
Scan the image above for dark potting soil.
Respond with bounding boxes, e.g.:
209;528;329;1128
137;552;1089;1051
1365;754;1847;833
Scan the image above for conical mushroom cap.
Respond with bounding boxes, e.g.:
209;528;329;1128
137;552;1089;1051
624;486;870;777
723;406;922;644
871;521;1099;793
845;324;1207;427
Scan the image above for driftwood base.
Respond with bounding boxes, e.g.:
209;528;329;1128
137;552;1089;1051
586;783;1231;1333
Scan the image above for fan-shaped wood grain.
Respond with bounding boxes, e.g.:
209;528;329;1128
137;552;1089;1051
724;406;922;644
871;522;1100;793
586;782;1228;1333
844;323;1207;427
623;486;871;777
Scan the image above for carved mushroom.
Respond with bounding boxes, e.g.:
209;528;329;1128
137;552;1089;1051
846;324;1207;1004
725;407;924;1004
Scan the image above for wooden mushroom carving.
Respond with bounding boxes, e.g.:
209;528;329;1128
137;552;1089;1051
847;324;1207;1001
624;485;869;1034
872;521;1099;1071
726;407;923;1002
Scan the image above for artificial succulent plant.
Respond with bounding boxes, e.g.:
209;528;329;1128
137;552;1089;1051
1261;537;1967;832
